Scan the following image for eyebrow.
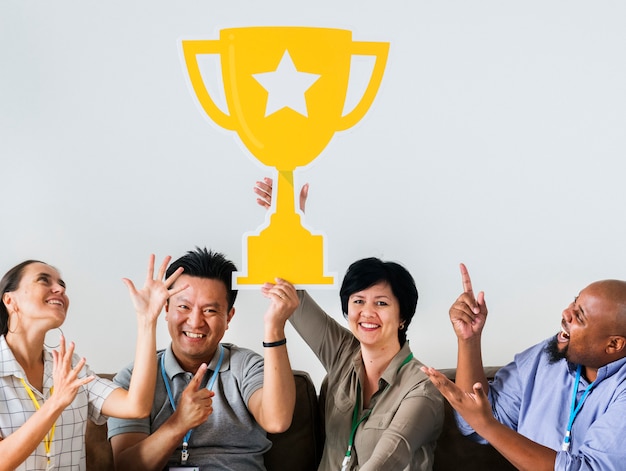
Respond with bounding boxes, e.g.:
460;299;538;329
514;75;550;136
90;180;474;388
351;294;392;300
174;296;223;309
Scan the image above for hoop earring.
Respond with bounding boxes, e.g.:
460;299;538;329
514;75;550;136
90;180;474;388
44;328;64;349
7;310;20;334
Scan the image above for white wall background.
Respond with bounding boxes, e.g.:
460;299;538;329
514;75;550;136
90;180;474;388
2;1;626;390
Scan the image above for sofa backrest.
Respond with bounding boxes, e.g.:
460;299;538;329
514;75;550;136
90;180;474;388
264;370;323;470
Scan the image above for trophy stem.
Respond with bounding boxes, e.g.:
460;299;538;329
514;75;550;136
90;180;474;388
275;169;296;216
235;164;334;285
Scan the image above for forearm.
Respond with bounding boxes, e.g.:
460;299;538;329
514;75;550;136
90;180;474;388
126;319;158;414
112;421;187;471
290;291;354;370
112;255;180;419
475;418;556;471
104;321;157;418
256;326;296;433
358;433;408;471
456;336;489;392
289;291;327;353
0;399;65;471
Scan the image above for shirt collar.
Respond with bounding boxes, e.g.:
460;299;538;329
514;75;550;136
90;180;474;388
380;341;414;386
0;335;54;390
162;343;230;380
0;335;21;378
590;355;626;383
352;341;414;388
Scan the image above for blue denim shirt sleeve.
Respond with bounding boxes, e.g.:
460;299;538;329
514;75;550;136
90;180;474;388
453;338;626;470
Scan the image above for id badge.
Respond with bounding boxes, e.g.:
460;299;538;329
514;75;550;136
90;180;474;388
168;467;199;471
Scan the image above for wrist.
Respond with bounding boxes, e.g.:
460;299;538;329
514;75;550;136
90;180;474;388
136;315;158;330
264;325;286;343
263;338;286;348
458;335;482;348
169;411;193;438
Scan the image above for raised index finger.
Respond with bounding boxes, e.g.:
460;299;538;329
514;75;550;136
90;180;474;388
186;363;208;392
460;263;474;295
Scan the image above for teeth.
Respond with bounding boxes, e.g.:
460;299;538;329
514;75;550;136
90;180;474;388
47;300;63;306
561;327;570;339
361;323;379;329
185;332;204;339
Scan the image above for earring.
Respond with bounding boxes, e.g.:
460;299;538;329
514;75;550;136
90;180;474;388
7;310;20;333
399;322;405;331
44;328;64;349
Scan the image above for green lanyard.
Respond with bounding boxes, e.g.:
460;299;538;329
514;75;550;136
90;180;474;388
341;352;413;471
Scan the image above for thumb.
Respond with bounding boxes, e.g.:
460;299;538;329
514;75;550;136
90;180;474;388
122;278;137;295
477;291;486;310
472;382;488;402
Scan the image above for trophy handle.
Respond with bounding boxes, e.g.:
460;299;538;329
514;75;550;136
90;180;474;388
337;41;390;131
181;40;236;130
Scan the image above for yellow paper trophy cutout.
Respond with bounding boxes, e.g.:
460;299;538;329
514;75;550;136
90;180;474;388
182;27;389;287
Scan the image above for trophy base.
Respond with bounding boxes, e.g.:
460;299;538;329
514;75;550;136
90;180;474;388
234;219;334;287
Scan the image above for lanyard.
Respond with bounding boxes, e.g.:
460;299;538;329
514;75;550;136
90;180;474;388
341;352;413;471
562;364;596;451
20;378;56;469
160;344;224;464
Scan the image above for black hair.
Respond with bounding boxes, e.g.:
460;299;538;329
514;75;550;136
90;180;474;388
339;257;418;346
166;247;238;311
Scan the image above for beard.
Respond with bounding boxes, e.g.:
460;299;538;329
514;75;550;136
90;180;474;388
545;334;568;364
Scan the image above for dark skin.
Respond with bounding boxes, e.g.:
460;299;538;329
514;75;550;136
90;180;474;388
422;264;626;471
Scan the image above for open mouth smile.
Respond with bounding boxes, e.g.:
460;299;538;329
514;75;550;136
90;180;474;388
359;322;380;330
184;332;206;339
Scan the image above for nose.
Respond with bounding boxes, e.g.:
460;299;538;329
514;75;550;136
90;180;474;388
186;307;204;328
562;303;574;322
51;282;65;294
360;302;377;317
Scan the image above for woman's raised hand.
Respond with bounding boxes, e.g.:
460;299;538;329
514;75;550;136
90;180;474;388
122;254;188;325
50;337;94;409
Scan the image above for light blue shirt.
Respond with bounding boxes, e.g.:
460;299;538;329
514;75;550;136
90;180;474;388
456;338;626;470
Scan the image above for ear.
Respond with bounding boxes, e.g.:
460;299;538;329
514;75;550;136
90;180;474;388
2;292;14;310
606;336;626;355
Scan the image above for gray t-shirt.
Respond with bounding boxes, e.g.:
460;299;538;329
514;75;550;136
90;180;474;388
107;343;270;470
